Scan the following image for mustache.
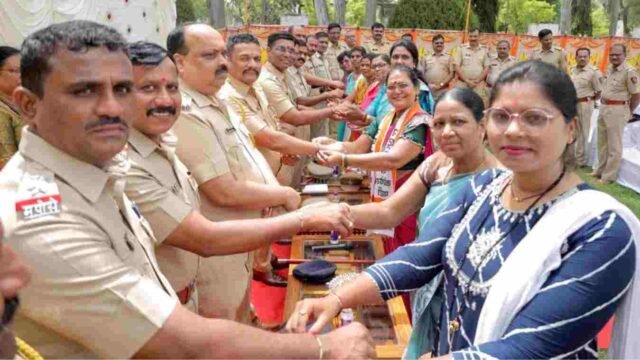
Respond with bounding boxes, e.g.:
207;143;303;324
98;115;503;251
84;116;128;131
216;65;228;75
146;106;177;116
243;68;259;76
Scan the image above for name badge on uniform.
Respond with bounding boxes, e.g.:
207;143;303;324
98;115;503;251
15;173;62;220
15;195;61;220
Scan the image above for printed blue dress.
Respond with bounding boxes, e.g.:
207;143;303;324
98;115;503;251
365;169;636;359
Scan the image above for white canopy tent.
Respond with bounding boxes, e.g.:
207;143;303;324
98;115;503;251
0;0;177;47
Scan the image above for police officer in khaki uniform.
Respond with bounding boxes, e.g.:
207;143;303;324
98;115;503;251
455;29;490;103
311;32;337;138
0;20;374;360
486;40;518;89
0;46;25;169
421;34;455;99
326;23;350;82
364;22;391;55
168;24;303;316
593;43;640;184
570;47;602;167
220;34;330;188
531;28;567;72
126;41;355;306
259;32;346;143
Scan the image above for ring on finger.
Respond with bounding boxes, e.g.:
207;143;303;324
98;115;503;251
299;310;308;316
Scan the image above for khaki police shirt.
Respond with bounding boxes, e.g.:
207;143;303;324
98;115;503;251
173;82;268;222
325;41;349;81
258;62;297;119
531;47;566;71
455;45;489;80
124;128;200;294
311;52;332;81
219;75;282;173
570;65;603;99
486;56;518;86
285;67;312;142
0;129;178;358
286;66;311;99
0;96;26;169
421;52;454;86
364;40;391;56
602;62;640;101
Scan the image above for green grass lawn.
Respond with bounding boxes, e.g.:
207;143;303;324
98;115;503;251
576;167;640;218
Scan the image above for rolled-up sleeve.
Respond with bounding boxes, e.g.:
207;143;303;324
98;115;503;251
10;208;178;358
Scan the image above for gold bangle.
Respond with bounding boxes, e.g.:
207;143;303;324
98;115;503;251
329;290;345;309
314;335;325;360
341;153;346;169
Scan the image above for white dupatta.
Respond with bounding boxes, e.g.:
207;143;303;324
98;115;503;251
474;189;640;359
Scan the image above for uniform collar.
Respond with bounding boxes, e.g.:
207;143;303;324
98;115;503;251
540;47;554;53
0;94;19;114
613;63;627;72
19;129;110;203
179;79;223;109
496;56;512;62
128;128;159;158
227;75;255;97
264;62;287;82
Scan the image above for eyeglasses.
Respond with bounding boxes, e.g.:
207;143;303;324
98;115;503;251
273;46;296;55
387;83;412;92
484;107;556;132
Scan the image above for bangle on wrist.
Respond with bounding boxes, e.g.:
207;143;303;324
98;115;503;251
314;335;325;360
329;289;345;310
361;112;367;123
341;153;346;169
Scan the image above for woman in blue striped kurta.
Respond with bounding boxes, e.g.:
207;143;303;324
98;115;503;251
286;61;639;359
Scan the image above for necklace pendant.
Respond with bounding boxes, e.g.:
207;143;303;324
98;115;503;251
449;319;460;333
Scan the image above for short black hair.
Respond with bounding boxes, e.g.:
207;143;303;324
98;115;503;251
497;39;511;47
268;31;296;48
402;33;414;41
337;50;350;63
166;23;194;58
371;22;385;31
295;38;307;47
437;87;484;122
538;28;553;40
349;46;366;57
0;46;20;68
611;43;627;54
128;41;171;66
21;20;127;97
575;47;590;57
328;23;341;32
306;34;317;42
363;53;377;62
315;31;329;40
227;33;260;54
432;34;444;43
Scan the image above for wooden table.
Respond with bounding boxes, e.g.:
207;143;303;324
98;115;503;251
284;235;412;359
299;177;372;207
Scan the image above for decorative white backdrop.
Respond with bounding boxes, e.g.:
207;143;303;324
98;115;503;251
0;0;177;47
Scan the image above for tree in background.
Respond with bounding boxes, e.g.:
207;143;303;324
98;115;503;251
473;0;499;32
176;0;197;23
388;0;477;30
572;0;593;35
497;0;556;33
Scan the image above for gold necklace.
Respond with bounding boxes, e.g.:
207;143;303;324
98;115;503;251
509;172;565;202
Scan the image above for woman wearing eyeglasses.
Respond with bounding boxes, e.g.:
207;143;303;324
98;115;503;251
290;61;640;359
0;46;25;170
316;65;432;254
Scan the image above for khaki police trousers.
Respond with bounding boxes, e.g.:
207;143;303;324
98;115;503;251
575;100;595;166
596;104;629;182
